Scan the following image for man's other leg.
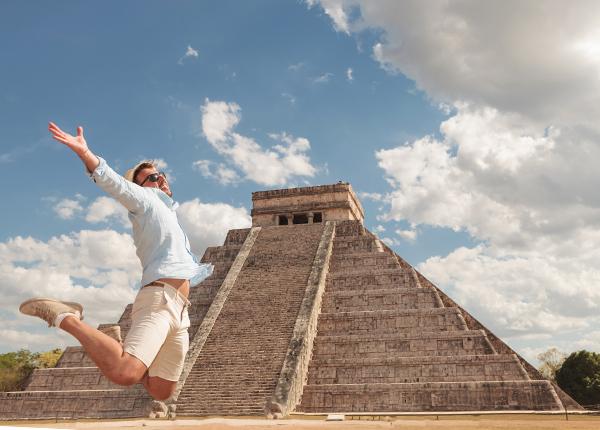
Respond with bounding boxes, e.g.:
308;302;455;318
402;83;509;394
20;298;148;386
60;317;148;386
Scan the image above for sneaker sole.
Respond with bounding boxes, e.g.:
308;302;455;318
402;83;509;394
19;297;84;320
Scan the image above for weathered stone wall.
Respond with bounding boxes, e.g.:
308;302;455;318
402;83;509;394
25;367;136;391
308;355;529;384
297;220;564;413
313;331;494;359
299;381;563;412
0;390;152;420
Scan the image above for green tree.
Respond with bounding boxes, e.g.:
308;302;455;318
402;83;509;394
537;347;567;381
36;348;63;368
0;348;63;392
555;350;600;407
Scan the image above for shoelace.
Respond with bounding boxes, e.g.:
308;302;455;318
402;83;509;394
33;304;55;327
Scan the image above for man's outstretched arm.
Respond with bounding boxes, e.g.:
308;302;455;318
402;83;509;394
49;122;99;173
48;121;147;214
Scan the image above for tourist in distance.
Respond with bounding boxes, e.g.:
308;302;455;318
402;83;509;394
19;122;213;401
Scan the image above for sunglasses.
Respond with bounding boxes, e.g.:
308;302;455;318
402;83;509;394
139;172;167;186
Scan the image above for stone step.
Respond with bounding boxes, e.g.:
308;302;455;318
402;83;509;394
322;287;441;312
307;354;529;384
297;380;563;412
333;238;382;254
25;367;142;391
0;389;152;419
55;346;95;368
330;253;399;271
329;262;400;274
118;303;133;322
317;308;467;336
334;220;367;237
96;320;132;339
327;269;419;291
223;228;251;246
313;330;495;358
201;245;243;263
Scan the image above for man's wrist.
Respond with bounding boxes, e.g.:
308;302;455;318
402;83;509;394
78;149;90;159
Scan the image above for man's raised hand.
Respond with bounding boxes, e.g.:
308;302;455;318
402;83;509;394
49;122;99;172
49;122;89;157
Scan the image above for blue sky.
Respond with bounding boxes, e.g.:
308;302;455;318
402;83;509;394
2;0;600;365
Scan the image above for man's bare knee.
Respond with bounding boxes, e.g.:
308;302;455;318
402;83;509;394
105;353;147;386
146;377;176;401
149;386;175;401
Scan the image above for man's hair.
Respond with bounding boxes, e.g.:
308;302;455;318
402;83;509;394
132;161;157;185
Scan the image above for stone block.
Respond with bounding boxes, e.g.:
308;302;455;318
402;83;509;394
297;381;562;412
317;308;467;336
0;390;152;420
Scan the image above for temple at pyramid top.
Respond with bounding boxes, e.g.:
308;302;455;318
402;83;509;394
251;182;364;226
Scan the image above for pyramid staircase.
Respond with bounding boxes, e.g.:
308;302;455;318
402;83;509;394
175;223;327;415
0;228;250;420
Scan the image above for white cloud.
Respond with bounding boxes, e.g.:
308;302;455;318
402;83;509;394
201;99;241;148
0;230;140;342
358;191;384;202
288;62;305;72
380;237;398;247
53;198;84;220
375;106;598;250
193;159;240;185
314;0;600;130
199;99;318;186
85;196;130;227
281;92;296;105
346;67;353;81
178;44;199;65
419;244;600;343
396;228;417;242
0;328;71;352
307;0;351;34
313;72;333;84
177;199;251;256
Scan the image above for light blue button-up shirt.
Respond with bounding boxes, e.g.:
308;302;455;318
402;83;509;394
90;157;213;287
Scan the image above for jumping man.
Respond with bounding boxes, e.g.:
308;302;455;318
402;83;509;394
19;122;213;400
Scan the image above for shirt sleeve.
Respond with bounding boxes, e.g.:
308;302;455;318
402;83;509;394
89;157;148;214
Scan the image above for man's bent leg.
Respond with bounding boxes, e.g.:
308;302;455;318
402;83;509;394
141;374;177;401
60;316;147;386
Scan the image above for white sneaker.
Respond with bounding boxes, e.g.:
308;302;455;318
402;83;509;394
19;298;83;327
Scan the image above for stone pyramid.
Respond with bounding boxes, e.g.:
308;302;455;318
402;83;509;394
0;183;582;419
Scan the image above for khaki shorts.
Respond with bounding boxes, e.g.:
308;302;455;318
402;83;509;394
123;284;191;381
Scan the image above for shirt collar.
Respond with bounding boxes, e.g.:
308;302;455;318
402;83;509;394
152;188;178;210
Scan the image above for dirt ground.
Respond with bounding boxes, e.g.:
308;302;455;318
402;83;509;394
3;414;600;430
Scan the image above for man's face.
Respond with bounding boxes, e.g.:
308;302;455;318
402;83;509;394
136;167;172;197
